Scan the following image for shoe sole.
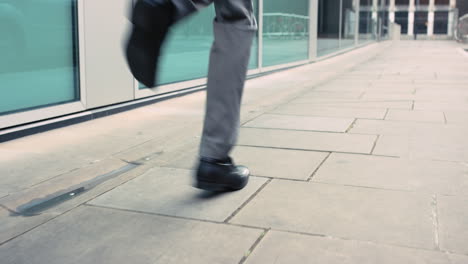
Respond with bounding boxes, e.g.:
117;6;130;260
195;180;248;192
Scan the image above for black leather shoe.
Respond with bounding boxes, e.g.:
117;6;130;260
195;157;250;192
125;0;174;88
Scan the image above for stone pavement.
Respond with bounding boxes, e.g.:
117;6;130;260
1;41;468;264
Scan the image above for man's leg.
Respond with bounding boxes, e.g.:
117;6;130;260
196;0;257;191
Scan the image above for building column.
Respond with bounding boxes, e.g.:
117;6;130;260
309;0;318;61
447;0;457;37
408;0;415;36
372;0;379;38
427;0;435;36
389;0;395;23
354;0;361;46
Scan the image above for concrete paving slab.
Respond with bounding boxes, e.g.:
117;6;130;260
231;180;434;249
414;102;468;111
0;190;8;199
286;97;363;104
88;167;267;222
300;91;363;99
385;110;445;123
246;231;450;264
0;207;59;245
270;105;386;119
0;157;127;210
438;195;468;255
238;128;377;154
0;132;156;194
231;146;329;180
373;134;468;162
313;153;468;195
350;119;468;136
243;114;354;133
444;111;468;124
289;100;413;110
145;146;329;181
448;254;468;264
361;93;415;101
0;206;262;264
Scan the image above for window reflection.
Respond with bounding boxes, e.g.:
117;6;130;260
262;0;309;67
0;0;79;114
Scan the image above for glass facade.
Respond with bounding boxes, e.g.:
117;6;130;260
434;11;448;34
0;0;79;115
434;0;449;5
395;0;410;6
262;0;309;67
340;0;356;49
414;11;428;35
359;0;375;43
145;2;258;87
317;0;341;56
2;0;397;129
395;11;409;34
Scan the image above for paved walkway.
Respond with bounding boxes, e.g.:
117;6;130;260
1;41;468;264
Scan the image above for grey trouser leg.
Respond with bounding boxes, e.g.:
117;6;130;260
170;0;257;160
200;11;256;159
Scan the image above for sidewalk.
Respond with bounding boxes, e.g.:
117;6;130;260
1;41;468;264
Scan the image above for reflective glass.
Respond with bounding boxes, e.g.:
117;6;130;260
142;1;258;88
341;0;356;49
434;11;448;34
318;0;341;56
0;0;79;115
395;0;409;5
395;11;409;34
262;0;309;67
359;0;375;43
414;11;428;35
434;0;449;5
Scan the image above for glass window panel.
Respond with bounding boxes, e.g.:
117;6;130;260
395;11;409;34
318;0;340;56
141;1;258;88
395;0;410;6
434;0;449;5
414;11;428;35
0;0;79;115
434;11;448;34
359;0;375;43
378;9;389;38
417;0;429;6
341;0;356;49
262;0;309;67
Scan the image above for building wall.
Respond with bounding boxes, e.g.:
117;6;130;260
458;0;468;16
0;0;383;131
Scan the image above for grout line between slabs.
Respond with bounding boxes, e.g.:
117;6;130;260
432;195;440;251
241;126;348;134
261;111;386;121
345;118;357;133
238;229;270;264
370;135;381;155
307;152;332;181
236;144;398;158
383;108;390;120
0;163;153;247
85;200;467;258
224;179;272;223
270;228;467;257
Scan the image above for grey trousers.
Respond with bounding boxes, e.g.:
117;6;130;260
171;0;257;160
